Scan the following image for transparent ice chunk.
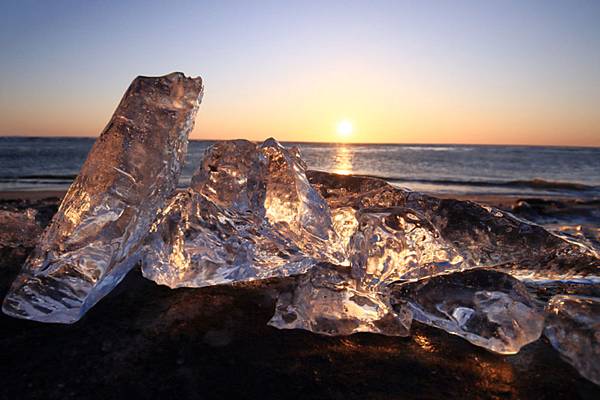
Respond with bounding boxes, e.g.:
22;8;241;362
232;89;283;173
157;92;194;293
544;295;600;385
268;263;412;336
141;139;345;288
2;72;203;323
308;171;599;280
390;269;545;354
349;208;465;285
190;139;263;212
141;189;319;287
405;194;599;280
270;172;596;338
258;139;340;248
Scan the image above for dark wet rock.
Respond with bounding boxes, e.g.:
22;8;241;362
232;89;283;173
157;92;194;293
1;197;600;398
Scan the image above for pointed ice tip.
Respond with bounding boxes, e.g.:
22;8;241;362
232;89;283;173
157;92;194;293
137;71;202;83
124;72;204;111
133;72;204;93
261;137;283;148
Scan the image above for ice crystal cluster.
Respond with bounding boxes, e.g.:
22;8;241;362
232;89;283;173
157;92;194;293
2;72;599;385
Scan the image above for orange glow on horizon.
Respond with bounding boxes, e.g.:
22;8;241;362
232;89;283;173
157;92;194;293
1;69;598;147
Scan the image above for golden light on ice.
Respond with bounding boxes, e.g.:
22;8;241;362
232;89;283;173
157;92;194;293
336;120;353;138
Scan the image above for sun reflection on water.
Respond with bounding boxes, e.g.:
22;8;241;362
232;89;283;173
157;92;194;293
333;145;353;175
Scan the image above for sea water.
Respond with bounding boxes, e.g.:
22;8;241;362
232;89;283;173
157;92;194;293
0;136;599;199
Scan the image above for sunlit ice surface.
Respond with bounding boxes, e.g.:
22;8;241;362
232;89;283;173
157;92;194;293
1;73;204;323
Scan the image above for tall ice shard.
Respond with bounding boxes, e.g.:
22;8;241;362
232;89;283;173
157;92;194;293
2;72;204;323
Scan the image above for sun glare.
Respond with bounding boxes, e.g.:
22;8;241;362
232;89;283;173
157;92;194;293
336;120;353;139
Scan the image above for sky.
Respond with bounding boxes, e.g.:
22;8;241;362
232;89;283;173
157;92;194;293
1;0;599;146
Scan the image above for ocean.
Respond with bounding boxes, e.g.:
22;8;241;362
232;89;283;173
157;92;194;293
1;136;599;199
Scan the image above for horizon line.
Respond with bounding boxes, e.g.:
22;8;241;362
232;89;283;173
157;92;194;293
0;134;599;149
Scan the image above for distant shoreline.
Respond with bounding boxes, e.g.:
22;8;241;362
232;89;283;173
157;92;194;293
1;135;598;149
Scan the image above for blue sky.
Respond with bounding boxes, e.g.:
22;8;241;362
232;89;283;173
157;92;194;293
1;0;599;145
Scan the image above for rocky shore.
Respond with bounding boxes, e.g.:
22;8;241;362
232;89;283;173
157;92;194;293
1;193;599;400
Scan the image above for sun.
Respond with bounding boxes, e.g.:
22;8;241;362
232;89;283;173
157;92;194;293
336;120;353;139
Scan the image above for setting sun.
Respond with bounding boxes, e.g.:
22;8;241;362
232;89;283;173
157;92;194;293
337;120;353;138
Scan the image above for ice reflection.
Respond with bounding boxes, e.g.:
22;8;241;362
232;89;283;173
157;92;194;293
414;334;437;353
333;145;353;175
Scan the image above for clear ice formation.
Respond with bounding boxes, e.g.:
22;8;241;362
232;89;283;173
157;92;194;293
0;209;42;248
269;171;596;353
270;175;578;344
2;73;204;323
124;139;600;349
141;140;413;335
389;269;545;354
268;262;412;336
141;139;345;288
307;171;599;281
544;295;600;385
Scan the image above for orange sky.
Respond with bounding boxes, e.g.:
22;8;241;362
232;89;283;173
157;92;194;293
2;72;597;147
1;1;599;147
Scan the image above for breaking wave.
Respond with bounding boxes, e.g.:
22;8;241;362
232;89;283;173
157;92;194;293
368;175;597;192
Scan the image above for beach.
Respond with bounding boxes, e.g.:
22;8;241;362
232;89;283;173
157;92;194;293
1;138;599;399
1;185;599;399
0;186;600;399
